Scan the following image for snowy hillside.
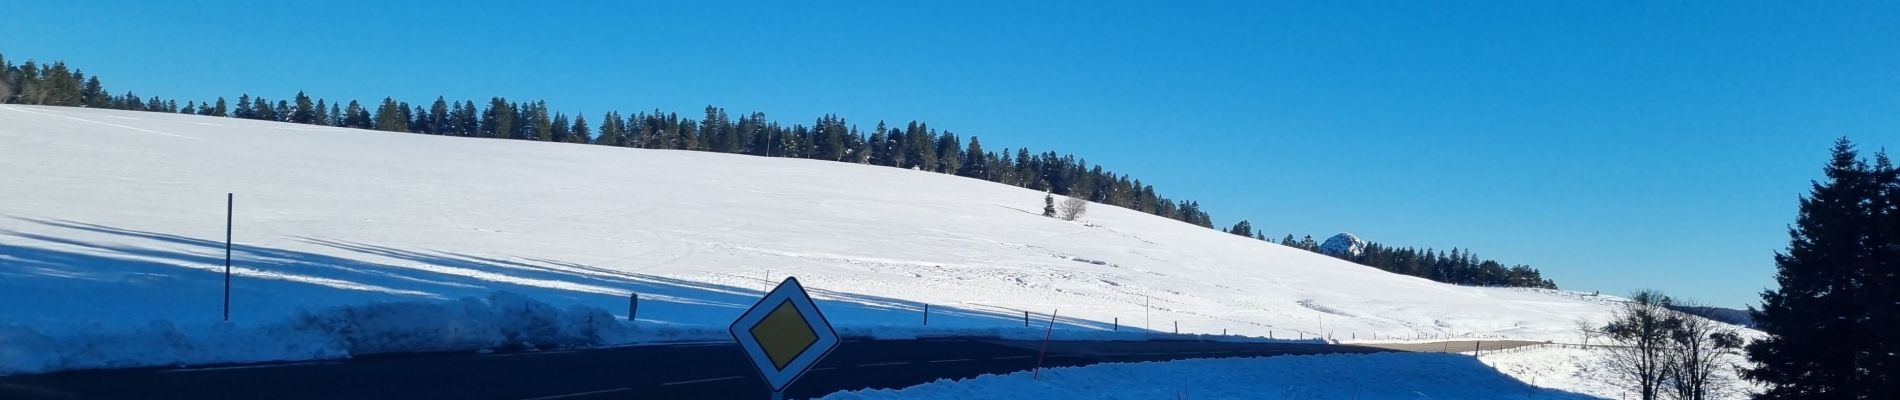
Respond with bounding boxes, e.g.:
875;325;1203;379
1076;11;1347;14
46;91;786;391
4;105;1625;369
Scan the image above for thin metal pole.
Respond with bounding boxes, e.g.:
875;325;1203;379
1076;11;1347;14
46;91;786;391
628;293;639;321
223;193;233;322
1032;309;1058;380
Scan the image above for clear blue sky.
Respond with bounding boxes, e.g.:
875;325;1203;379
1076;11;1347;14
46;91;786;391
7;1;1897;308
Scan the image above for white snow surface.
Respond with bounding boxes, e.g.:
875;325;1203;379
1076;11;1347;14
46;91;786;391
819;352;1598;399
1480;344;1758;400
3;105;1630;373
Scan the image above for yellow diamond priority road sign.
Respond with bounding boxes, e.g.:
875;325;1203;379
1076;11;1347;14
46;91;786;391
731;277;839;393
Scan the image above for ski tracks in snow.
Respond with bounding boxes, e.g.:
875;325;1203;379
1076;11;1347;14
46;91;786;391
1;106;197;140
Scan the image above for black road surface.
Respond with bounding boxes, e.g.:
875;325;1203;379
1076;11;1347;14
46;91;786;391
0;339;1541;399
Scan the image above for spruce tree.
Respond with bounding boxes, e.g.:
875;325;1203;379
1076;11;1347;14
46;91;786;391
595;111;622;146
552;113;572;142
0;51;10;103
272;100;290;121
868;124;892;166
958;136;986;178
428;97;449;134
234;94;253;119
373;98;406;132
407;105;427;133
291;91;315;124
1227;220;1253;237
1747;138;1898;399
936;132;962;174
569;113;590;143
313;99;328;124
342;100;371;128
1043;192;1057;217
253;97;275;120
81;76;106;107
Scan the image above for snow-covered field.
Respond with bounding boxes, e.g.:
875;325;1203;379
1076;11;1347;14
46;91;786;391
819;352;1598;399
3;105;1642;375
1480;344;1758;400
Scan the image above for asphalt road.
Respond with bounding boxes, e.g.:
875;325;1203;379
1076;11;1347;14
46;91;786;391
0;339;1541;399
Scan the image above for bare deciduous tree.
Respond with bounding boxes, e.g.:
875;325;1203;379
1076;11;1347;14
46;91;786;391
1576;318;1601;346
1604;291;1745;400
1663;301;1745;400
1058;196;1088;221
1605;290;1677;400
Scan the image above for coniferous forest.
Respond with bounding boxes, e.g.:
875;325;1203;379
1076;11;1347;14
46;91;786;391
0;52;1555;289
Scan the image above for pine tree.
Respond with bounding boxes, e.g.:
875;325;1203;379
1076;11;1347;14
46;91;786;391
958;136;987;178
528;101;553;141
904;121;934;170
868;123;893;166
291;91;315;124
1871;150;1900;398
272;100;290;122
342;100;371;128
0;51;11;103
428;97;449;134
1747;138;1900;399
595;111;623;146
935;132;962;174
569;113;590;144
483;97;514;138
80;76;106;108
373;97;407;132
1043;192;1057;217
1227;220;1253;237
814;114;847;161
233;94;254;119
313;99;329;124
549;113;571;142
408;105;428;133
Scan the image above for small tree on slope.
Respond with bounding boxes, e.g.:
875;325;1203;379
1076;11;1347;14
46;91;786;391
1043;192;1057;218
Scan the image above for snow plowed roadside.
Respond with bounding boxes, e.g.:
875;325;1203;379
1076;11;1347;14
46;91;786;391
819;352;1599;399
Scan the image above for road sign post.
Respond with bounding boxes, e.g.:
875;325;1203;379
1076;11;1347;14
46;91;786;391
731;277;839;399
628;293;639;322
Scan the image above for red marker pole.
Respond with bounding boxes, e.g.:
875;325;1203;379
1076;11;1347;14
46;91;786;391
1032;309;1058;380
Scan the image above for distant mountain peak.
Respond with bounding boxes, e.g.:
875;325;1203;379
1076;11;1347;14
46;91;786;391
1320;233;1367;258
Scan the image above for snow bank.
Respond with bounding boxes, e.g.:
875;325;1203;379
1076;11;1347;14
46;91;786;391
0;291;1324;376
834;324;1320;343
0;292;645;375
1480;344;1759;400
819;352;1597;400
